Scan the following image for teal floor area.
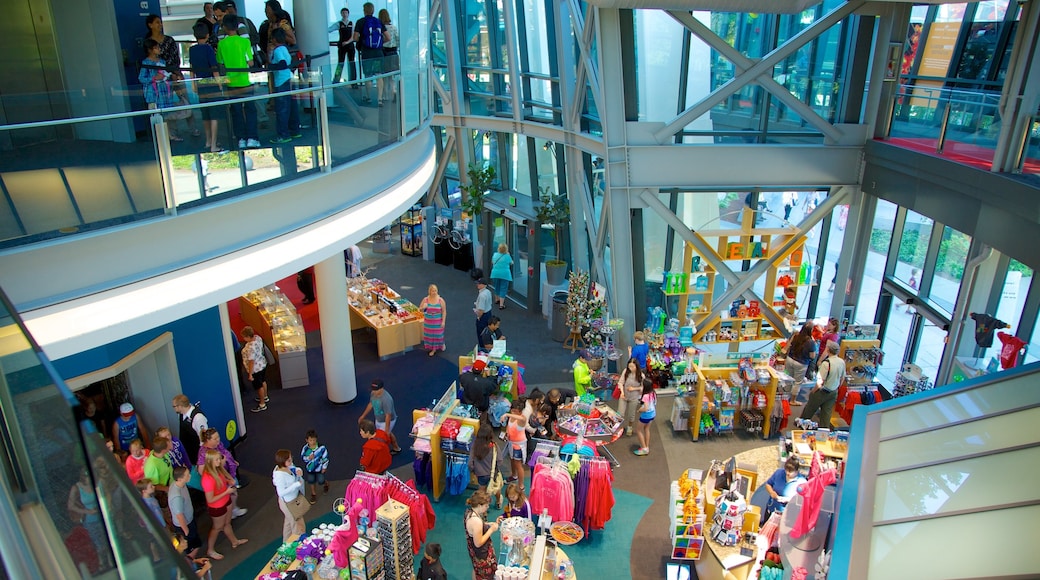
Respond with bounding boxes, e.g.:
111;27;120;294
227;487;652;579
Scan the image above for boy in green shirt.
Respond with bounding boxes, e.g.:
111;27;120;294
216;14;259;148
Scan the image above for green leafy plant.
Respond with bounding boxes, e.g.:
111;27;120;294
536;187;570;266
459;164;498;218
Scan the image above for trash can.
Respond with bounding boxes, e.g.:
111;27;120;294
551;291;569;342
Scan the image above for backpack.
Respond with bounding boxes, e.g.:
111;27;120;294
360;16;383;49
179;403;204;460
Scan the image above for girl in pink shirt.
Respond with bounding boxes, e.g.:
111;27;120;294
502;400;528;489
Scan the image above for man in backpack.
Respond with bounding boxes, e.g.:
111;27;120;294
172;395;209;462
352;2;389;104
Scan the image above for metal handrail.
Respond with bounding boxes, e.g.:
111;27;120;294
0;71;400;132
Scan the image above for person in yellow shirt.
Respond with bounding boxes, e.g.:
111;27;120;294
573;351;593;397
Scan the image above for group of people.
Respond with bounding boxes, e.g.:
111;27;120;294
783;317;847;428
329;4;401;104
70;393;249;575
139;1;302;150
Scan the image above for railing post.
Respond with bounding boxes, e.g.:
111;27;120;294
152;113;177;215
317;91;332;172
936;101;952;154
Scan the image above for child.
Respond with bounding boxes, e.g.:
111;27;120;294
125;439;150;484
629;330;649;371
215;13;259;149
169;466;201;558
268;27;301;144
112;402;150;455
137;478;166;528
359;419;392;475
634;378;657;456
501;400;528;487
173;533;212;579
139;38;181;141
573;351;593;397
503;483;532;520
301;429;330;503
156;426;191;470
189;22;225;153
417;542;447;580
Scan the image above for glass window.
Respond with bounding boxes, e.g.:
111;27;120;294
634;11;689;122
1026;309;1040;366
879;299;914;387
858;200;898;323
643;194;672;283
895;210;932;289
812;198;847;319
930;226;971;314
521;0;552;75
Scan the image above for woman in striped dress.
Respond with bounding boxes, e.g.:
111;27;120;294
419;284;447;357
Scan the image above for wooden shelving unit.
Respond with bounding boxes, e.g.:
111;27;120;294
667;209;806;350
686;364;778;442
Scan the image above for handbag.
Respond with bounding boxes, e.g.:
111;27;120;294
486;444;504;496
286;492;311;520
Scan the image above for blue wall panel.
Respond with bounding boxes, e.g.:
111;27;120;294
51;307;236;438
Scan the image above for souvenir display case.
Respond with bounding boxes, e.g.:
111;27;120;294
400;205;423;257
239;285;309;389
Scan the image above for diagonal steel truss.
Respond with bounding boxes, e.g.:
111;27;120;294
654;1;864;143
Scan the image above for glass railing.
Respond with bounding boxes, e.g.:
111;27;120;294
885;84;1002;169
0;289;194;578
0;57;426;249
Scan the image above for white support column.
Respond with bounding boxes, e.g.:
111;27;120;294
294;0;331;77
314;253;357;403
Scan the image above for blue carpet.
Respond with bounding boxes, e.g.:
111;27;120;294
234;340;462;481
227;486;652;579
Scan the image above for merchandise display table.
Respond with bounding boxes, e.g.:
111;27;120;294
347;279;423;359
255;534;301;579
696;445;776;580
553;399;624;445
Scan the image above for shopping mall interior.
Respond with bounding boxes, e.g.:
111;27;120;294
0;0;1038;578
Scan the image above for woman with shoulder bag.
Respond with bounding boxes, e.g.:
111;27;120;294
615;357;644;437
272;448;309;542
469;422;504;508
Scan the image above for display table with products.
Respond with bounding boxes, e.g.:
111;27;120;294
347;278;423;359
239;286;309;389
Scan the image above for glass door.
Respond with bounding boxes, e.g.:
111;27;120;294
879;296;919;386
511;221;530;304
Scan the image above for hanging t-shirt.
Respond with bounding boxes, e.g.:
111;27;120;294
970;313;1007;348
997;332;1026;369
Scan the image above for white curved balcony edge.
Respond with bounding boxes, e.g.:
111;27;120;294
4;129;436;360
581;0;943;12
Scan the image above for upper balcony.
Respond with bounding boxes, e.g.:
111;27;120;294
0;65;435;359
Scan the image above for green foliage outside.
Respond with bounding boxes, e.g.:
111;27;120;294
171;148;315;171
869;227;971;281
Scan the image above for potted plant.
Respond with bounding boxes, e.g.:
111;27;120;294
536;187;570;285
459;164;499;264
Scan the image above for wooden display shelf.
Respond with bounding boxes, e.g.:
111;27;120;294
687;364;778;442
413;401;480;501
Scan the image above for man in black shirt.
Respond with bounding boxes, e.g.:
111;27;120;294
459;358;498;413
329;8;356;82
478;315;505;351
